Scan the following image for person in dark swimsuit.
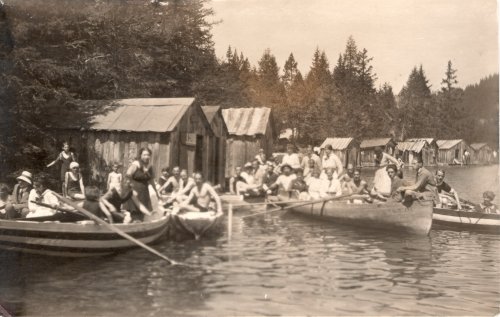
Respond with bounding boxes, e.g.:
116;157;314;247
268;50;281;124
47;142;76;194
125;148;159;221
65;162;85;200
100;180;135;223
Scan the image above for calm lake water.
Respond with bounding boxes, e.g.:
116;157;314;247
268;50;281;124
1;165;499;316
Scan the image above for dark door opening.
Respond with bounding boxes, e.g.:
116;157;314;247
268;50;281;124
195;135;203;174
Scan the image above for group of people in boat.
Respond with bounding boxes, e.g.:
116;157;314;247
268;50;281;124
0;143;223;223
228;144;499;213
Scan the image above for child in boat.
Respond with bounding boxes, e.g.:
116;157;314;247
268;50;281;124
107;162;122;191
157;167;170;194
474;191;499;214
65;162;85;200
79;186;113;223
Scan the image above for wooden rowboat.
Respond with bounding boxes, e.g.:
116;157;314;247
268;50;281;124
220;193;267;211
0;215;169;257
167;210;224;240
432;207;500;233
276;194;433;236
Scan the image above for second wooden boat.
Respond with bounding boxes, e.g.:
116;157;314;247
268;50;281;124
167;210;224;240
276;194;433;236
432;207;500;233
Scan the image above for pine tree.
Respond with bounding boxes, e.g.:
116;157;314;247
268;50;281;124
398;65;432;139
441;60;458;92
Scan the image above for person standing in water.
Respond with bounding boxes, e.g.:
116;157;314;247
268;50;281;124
125;148;159;221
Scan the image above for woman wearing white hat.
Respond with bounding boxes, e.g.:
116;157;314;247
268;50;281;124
65;162;85;200
4;171;33;218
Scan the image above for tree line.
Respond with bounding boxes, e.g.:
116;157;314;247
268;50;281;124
0;0;498;178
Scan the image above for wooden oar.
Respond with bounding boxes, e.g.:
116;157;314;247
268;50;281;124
229;198;305;208
241;193;354;219
53;192;179;265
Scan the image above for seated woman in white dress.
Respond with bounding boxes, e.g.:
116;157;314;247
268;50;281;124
27;175;60;218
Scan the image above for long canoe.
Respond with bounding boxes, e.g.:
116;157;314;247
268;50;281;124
276;194;433;236
0;215;169;257
432;207;500;233
167;210;224;240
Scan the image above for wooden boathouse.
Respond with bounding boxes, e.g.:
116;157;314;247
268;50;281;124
436;139;472;165
222;107;275;177
49;98;216;186
470;143;493;164
359;138;397;167
406;138;438;166
319;137;359;167
202;106;229;189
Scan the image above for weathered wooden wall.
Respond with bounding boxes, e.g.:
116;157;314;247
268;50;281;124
225;118;274;178
472;146;493;164
437;141;471;165
206;112;227;187
48;104;215;188
360;144;395;167
47;130;169;188
170;104;214;177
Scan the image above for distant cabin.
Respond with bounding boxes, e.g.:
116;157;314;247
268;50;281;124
319;137;359;167
359;138;397;167
48;98;217;187
222;107;274;177
406;138;438;166
397;138;438;166
470;143;493;164
436;139;472;165
202;106;229;188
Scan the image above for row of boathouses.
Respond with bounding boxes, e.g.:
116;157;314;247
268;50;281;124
46;98;496;188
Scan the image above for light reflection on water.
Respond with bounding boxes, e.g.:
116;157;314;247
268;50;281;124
1;166;499;316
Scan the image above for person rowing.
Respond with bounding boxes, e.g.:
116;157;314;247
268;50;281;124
371;147;400;198
396;157;436;204
434;169;462;209
175;172;222;215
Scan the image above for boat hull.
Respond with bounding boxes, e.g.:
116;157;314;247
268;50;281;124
278;195;433;236
432;208;500;233
0;216;169;257
168;211;224;240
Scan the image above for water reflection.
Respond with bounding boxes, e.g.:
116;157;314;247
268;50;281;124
1;166;498;316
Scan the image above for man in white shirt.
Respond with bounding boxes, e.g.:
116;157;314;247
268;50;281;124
322;168;342;197
320;144;343;179
267;164;297;195
27;175;59;218
281;144;301;170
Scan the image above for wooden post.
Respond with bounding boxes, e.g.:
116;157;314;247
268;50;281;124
228;204;233;241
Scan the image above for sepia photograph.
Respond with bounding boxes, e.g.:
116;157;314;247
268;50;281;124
0;0;499;316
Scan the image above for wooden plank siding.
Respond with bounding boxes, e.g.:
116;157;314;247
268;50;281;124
47;102;219;189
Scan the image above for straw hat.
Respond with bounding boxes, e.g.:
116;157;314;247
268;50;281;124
16;171;33;185
69;162;80;169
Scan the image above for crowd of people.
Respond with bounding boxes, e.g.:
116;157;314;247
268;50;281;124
228;144;499;213
0;143;223;223
0;141;498;223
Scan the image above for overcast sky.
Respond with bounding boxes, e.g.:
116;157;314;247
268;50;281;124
210;0;498;92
